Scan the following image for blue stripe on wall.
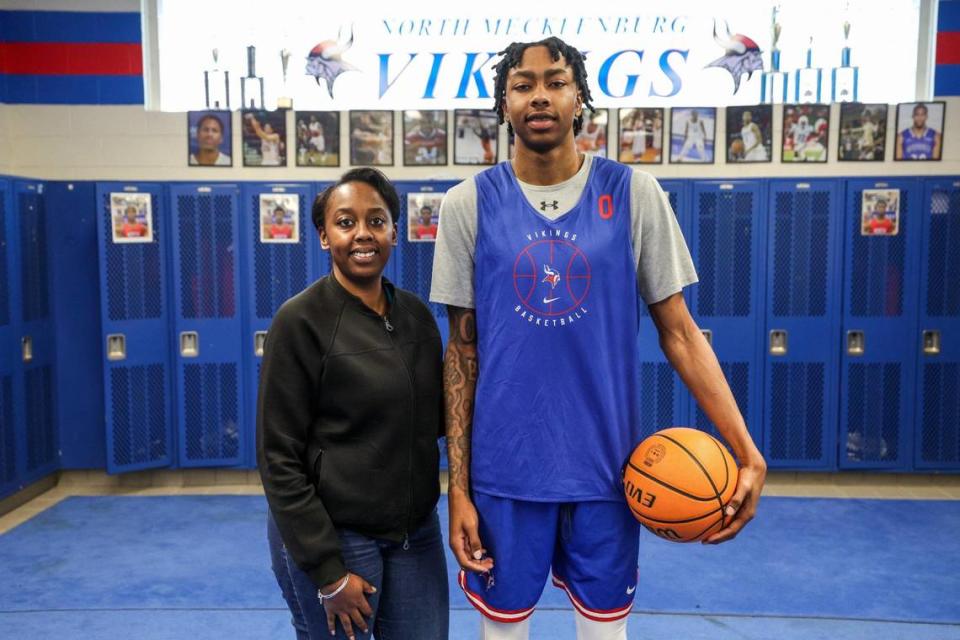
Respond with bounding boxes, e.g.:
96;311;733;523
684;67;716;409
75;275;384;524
0;11;141;44
935;64;960;96
0;74;144;104
939;1;960;32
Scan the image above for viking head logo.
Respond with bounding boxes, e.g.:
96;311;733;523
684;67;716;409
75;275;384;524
306;25;357;98
706;19;763;94
542;264;561;289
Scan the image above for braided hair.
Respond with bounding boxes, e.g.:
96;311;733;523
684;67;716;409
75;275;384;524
492;36;594;136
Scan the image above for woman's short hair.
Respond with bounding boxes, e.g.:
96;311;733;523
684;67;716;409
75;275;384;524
312;167;400;230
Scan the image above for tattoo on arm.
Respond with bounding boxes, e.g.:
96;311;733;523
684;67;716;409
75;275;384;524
444;306;478;494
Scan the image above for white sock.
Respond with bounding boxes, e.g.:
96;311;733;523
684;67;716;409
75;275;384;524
574;611;627;640
480;616;531;640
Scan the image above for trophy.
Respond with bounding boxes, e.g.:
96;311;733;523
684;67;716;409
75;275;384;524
277;48;293;110
831;20;860;102
794;37;823;103
241;45;265;110
203;48;230;109
760;7;788;103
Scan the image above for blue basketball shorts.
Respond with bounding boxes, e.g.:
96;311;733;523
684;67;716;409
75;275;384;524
458;493;641;624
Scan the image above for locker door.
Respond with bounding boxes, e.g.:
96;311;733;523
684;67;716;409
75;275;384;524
242;183;317;468
763;180;843;469
914;178;960;470
16;181;59;483
95;183;174;473
688;181;766;448
0;179;21;497
170;184;244;467
314;182;332;278
839;178;921;470
637;179;691;437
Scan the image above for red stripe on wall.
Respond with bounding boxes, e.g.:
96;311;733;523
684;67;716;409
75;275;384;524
936;32;960;65
0;42;142;75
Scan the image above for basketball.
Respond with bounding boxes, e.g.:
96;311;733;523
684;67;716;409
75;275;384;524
730;139;745;157
622;427;739;543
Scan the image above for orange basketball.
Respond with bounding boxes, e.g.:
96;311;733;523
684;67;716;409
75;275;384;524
622;427;739;543
730;139;745;157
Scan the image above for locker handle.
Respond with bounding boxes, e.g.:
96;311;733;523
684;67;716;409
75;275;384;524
846;330;865;356
922;330;941;356
254;331;267;357
21;335;33;363
769;330;788;356
701;329;713;346
106;334;126;361
180;331;199;358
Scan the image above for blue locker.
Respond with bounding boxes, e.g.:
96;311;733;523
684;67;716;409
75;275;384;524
242;183;320;467
170;184;244;467
688;181;766;449
16;181;59;483
839;178;921;470
763;180;843;469
95;183;174;473
0;178;20;497
313;182;332;277
914;178;960;470
636;179;691;437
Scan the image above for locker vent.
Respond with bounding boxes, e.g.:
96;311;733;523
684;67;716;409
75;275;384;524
25;365;56;471
20;193;50;323
845;363;901;463
696;191;753;317
926;188;960;317
639;362;676;438
183;363;239;462
178;194;236;319
768;362;825;462
696;361;749;441
252;193;309;319
849;189;906;317
772;190;829;317
398;192;446;320
110;364;167;467
103;192;164;321
920;363;960;466
0;376;14;483
0;191;8;327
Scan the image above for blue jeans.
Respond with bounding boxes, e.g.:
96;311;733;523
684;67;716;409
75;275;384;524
267;509;449;640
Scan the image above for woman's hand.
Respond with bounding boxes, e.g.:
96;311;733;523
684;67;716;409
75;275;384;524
322;573;376;639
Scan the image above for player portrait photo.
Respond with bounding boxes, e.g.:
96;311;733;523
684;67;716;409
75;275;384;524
350;110;394;166
259;194;299;244
242;110;286;167
782;104;830;163
726;104;772;163
895;101;945;161
407;192;443;243
403;110;448;166
295;111;339;167
110;193;153;244
454;109;498;165
861;189;900;236
839;103;887;161
618;108;664;164
669;107;716;163
187;111;232;167
575;108;607;157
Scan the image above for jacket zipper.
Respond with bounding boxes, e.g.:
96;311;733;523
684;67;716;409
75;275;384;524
381;309;415;548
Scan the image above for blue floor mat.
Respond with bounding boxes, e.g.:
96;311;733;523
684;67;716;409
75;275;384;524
0;494;958;630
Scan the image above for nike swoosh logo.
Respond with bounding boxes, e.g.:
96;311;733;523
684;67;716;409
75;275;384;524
626;585;636;595
543;297;560;304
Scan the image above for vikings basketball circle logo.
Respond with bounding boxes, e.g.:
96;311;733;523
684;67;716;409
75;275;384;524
512;239;591;319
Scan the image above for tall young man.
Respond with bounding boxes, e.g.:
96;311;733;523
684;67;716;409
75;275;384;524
431;37;766;640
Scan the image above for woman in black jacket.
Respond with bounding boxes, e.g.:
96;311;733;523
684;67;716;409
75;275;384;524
258;168;448;640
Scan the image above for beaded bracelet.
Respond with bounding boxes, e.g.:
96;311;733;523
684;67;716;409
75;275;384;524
317;575;350;601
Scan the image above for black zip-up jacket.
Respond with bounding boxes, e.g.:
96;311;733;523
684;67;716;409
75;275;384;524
256;275;443;589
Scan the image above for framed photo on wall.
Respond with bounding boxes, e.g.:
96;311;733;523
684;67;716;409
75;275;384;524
110;193;153;243
294;111;340;167
838;103;887;161
618;108;664;164
861;188;900;236
259;194;299;244
782;104;830;163
187;111;232;167
350;110;394;166
403;110;448;166
726;104;772;163
407;192;444;242
669;107;716;164
454;109;498;165
242;110;286;167
894;101;945;161
576;108;608;157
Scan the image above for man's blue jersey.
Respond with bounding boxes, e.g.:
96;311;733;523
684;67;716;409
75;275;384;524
902;127;936;159
471;157;642;502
